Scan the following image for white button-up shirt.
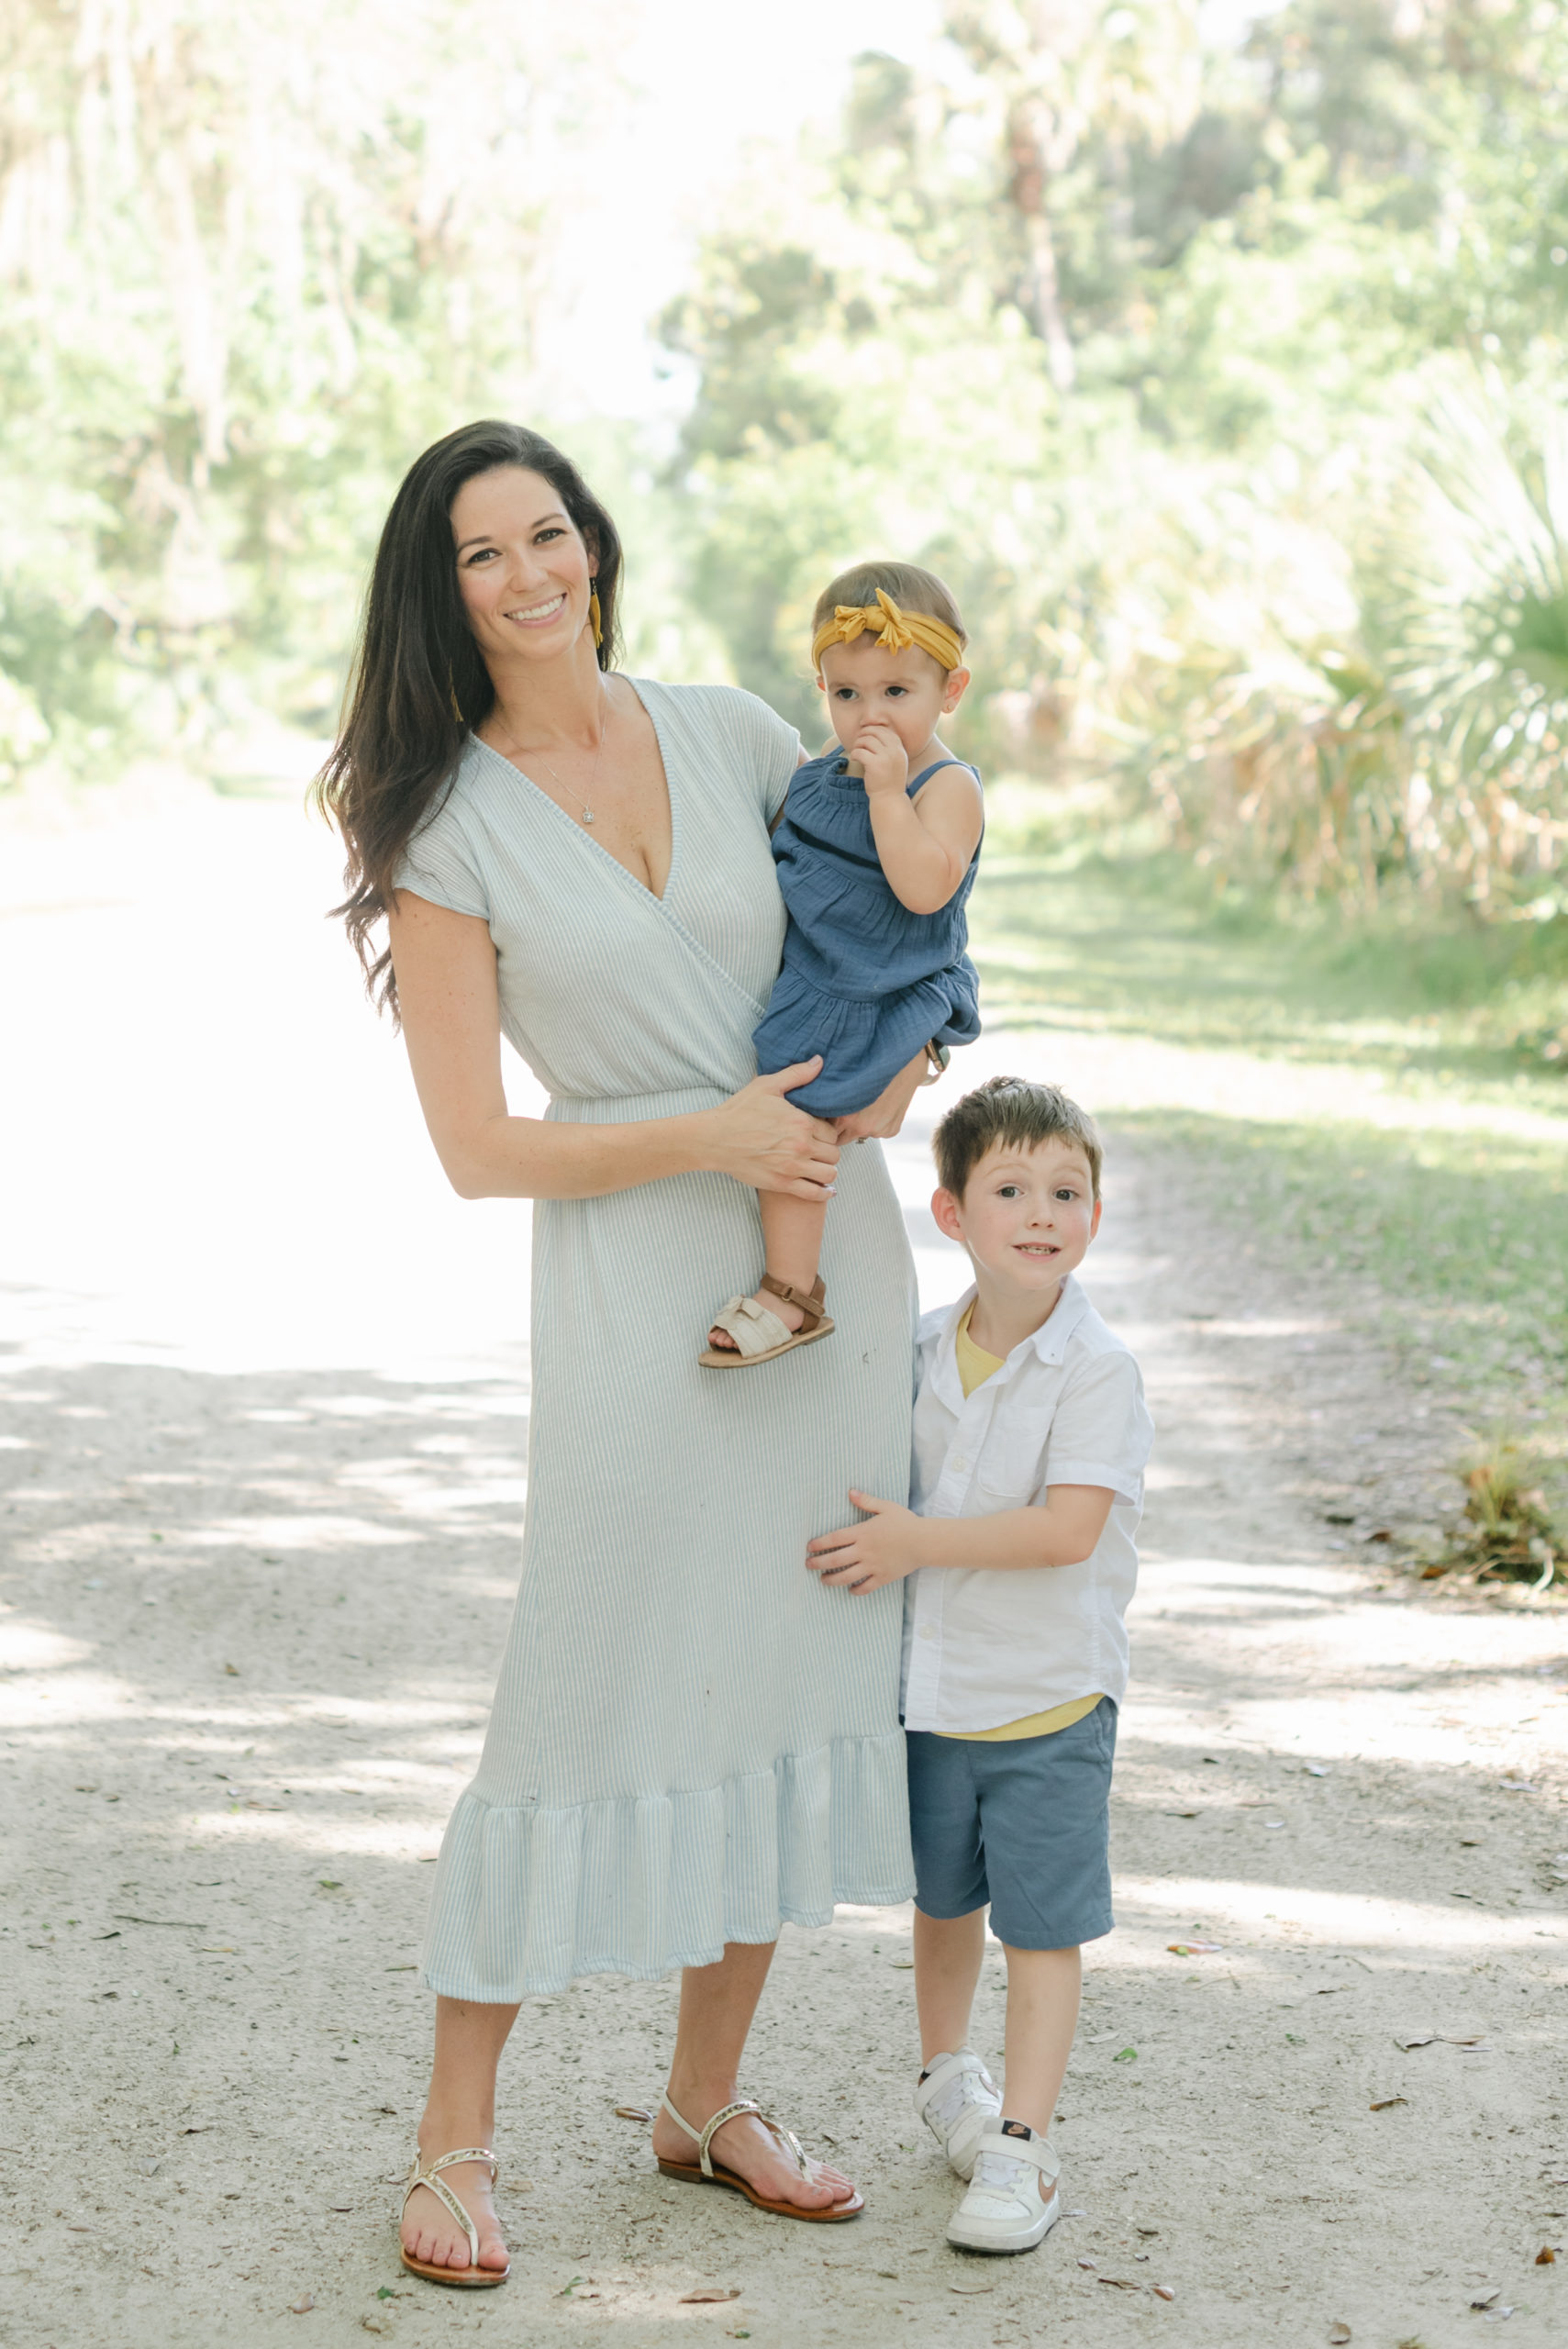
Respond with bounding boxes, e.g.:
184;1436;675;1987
900;1275;1154;1733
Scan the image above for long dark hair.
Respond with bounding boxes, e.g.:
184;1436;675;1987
314;421;624;1014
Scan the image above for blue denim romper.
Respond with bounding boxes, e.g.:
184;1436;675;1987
752;751;983;1117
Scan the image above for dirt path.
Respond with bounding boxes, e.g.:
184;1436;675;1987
3;795;1565;2348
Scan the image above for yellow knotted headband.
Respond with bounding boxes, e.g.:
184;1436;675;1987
812;587;965;675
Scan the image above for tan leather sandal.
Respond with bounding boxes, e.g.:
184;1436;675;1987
700;1275;835;1367
656;2092;862;2219
399;2146;509;2288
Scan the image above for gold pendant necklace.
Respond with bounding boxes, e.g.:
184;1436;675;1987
496;685;610;825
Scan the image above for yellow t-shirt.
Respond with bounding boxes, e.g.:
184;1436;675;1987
937;1304;1104;1743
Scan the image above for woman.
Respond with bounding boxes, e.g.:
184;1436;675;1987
317;422;928;2285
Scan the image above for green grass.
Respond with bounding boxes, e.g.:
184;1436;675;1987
966;827;1568;1515
973;844;1568;1092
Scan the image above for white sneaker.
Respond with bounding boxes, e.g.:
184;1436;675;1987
913;2048;1003;2179
945;2121;1062;2254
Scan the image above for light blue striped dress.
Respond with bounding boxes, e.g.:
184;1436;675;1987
394;679;917;1999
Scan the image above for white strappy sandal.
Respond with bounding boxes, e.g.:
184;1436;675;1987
656;2091;862;2220
399;2145;509;2287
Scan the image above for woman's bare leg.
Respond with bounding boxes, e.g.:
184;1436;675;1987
708;1192;828;1348
649;1940;857;2209
400;1996;518;2273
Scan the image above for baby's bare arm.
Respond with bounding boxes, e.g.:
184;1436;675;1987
859;738;984;914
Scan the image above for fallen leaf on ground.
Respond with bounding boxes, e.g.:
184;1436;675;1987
1153;2283;1175;2300
1395;2034;1436;2050
679;2288;740;2304
1500;1779;1537;1793
288;2296;314;2315
1370;2096;1407;2110
1168;1942;1222;1955
614;2106;653;2122
1306;1765;1329;1776
1441;2034;1487;2048
949;2282;994;2295
1112;2046;1138;2062
1328;2326;1351;2345
1471;2288;1500;2309
1099;2276;1144;2291
1162;1810;1199;1819
1076;2257;1096;2269
1536;2246;1557;2265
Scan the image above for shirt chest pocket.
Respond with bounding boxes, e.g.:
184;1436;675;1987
971;1388;1051;1512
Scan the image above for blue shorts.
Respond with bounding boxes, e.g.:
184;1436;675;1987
906;1698;1118;1951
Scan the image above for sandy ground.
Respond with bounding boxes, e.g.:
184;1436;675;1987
3;787;1567;2349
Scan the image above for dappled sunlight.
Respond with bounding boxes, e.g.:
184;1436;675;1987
1115;1875;1564;1957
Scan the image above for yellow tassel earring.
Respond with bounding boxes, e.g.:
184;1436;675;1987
589;584;603;649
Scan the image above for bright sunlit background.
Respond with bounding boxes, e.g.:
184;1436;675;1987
1;0;1565;1524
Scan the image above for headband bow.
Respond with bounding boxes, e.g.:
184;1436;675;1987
812;587;964;675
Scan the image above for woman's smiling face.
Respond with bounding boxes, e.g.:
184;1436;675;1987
450;465;596;666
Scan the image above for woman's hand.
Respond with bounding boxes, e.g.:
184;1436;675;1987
832;1046;929;1144
806;1490;929;1594
704;1061;842;1201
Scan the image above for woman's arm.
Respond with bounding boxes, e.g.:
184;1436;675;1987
831;1045;930;1143
389;890;841;1203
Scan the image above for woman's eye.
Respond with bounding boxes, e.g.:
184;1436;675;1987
534;527;566;543
462;548;496;565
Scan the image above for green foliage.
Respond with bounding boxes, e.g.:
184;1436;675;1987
662;1;1568;911
0;0;617;785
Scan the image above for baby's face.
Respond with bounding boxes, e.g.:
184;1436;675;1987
817;636;968;764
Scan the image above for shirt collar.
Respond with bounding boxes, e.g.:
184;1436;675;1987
932;1273;1089;1406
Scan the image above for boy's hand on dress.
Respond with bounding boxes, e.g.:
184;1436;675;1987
806;1489;927;1594
852;719;910;798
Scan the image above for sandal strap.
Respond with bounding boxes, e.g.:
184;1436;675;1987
758;1274;828;1333
696;2099;764;2176
708;1295;793;1358
402;2147;497;2268
662;2092;811;2182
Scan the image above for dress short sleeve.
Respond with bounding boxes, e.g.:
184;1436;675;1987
707;685;800;822
392;782;491;921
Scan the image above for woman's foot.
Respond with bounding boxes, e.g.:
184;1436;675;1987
651;2094;856;2211
401;2134;509;2277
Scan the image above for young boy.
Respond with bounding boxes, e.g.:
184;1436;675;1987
806;1075;1152;2253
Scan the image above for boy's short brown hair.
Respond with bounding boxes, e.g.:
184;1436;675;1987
934;1075;1103;1201
812;561;967;656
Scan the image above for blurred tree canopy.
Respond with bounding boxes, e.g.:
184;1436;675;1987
4;0;1566;919
662;0;1568;910
0;0;625;785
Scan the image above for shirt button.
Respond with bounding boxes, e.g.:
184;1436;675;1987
918;1626;936;1642
952;1456;968;1472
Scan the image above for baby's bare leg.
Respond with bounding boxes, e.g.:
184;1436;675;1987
708;1190;828;1348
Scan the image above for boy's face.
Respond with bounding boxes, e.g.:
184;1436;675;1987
932;1137;1101;1298
817;636;970;765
